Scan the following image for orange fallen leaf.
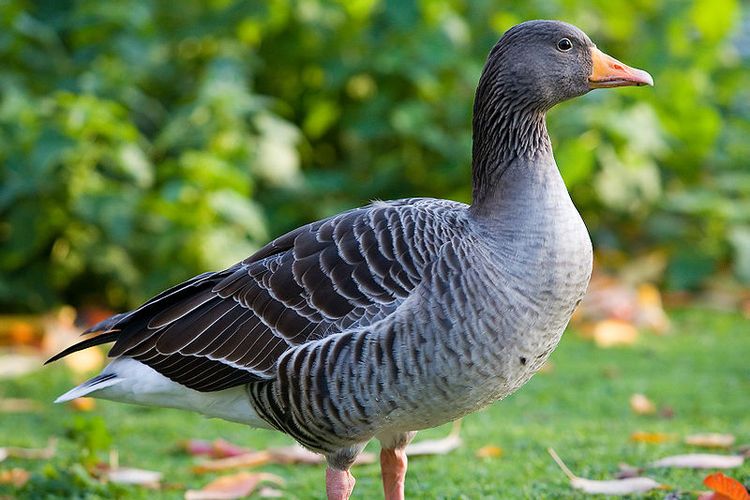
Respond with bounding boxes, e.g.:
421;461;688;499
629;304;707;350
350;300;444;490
476;445;503;458
650;454;744;469
703;472;750;500
0;468;30;487
593;319;639;347
548;448;662;495
70;397;96;412
185;472;284;500
686;434;736;449
630;393;656;415
630;431;672;444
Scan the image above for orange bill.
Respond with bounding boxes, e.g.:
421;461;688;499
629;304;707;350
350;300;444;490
588;47;653;88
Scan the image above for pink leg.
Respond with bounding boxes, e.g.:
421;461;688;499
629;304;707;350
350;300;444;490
326;467;356;500
380;447;408;500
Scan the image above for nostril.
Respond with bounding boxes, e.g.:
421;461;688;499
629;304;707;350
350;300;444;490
613;63;624;70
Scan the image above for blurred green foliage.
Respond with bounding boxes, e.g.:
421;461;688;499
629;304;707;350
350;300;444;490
0;0;748;312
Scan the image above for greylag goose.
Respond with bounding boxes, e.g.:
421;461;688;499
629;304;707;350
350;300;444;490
49;20;652;500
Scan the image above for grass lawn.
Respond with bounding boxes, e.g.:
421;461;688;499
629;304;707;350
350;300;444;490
1;307;748;498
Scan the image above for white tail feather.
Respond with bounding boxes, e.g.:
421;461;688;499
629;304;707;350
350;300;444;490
54;374;123;403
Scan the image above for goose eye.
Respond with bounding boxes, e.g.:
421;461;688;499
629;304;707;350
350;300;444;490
557;38;573;51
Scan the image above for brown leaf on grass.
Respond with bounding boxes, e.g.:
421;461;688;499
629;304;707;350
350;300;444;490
650;454;744;469
185;472;284;500
630;431;672;444
0;468;30;487
615;463;644;480
0;398;41;413
476;445;503;458
685;434;736;449
702;472;750;500
106;467;162;488
629;393;656;415
548;448;662;496
180;439;251;459
405;420;462;457
593;319;639;348
192;451;271;474
193;445;376;473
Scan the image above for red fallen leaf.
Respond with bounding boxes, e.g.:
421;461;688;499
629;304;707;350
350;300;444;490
703;472;750;500
210;439;251;458
548;448;662;495
182;439;214;456
185;472;284;500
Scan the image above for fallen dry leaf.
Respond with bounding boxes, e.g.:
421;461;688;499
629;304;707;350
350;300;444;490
0;439;56;462
703;472;750;500
686;433;736;449
192;451;271;474
630;431;672;444
548;448;662;496
106;467;162;488
650;454;744;469
476;445;503;458
185;472;284;500
193;445;376;473
0;398;42;413
593;319;639;348
405;420;462;457
181;439;251;459
615;463;644;480
629;393;656;415
0;468;30;487
70;397;96;412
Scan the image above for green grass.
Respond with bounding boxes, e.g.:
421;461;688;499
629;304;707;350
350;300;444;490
1;308;749;498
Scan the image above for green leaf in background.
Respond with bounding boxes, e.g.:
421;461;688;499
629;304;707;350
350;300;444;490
0;0;747;312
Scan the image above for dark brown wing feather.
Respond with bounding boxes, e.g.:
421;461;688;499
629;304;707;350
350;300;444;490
47;200;451;392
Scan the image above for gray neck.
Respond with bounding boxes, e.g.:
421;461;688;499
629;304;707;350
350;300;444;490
469;82;553;214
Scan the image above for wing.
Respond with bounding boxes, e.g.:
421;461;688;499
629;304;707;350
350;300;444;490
49;199;468;392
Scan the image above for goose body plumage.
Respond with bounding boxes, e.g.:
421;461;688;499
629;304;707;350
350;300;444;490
50;20;652;498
